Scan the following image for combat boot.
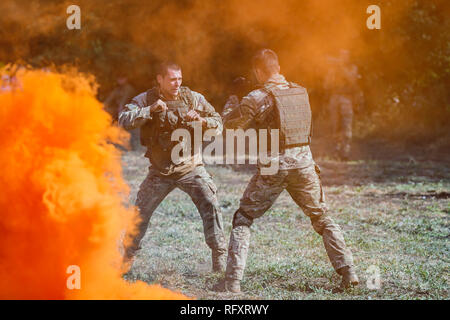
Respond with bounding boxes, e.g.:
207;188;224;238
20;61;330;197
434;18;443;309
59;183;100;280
211;278;241;293
225;279;241;293
212;250;227;273
339;266;359;289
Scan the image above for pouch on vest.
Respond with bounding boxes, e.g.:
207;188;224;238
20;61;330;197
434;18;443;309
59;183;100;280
267;86;312;148
140;87;194;148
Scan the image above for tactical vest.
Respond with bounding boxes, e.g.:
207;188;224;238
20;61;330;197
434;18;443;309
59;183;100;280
261;82;312;149
140;87;195;150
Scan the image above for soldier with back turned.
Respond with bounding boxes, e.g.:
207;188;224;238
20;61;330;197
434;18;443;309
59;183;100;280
215;49;359;293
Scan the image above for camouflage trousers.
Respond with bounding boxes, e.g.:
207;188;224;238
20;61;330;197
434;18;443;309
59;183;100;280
328;94;353;158
125;165;227;258
225;163;354;281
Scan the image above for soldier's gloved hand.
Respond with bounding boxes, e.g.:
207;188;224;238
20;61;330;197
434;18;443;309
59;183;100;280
185;109;200;120
185;110;202;121
150;99;168;113
185;110;207;126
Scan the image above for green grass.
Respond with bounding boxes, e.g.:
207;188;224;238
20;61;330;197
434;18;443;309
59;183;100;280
122;150;450;300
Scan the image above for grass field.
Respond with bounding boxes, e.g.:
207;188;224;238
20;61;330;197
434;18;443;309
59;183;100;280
121;143;449;300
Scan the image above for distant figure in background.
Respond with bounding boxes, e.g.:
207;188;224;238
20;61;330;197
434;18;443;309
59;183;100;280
103;75;139;150
324;49;364;160
215;49;358;293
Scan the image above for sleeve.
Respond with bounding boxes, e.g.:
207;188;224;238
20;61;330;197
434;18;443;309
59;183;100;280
118;92;152;130
117;86;136;113
222;95;239;118
192;92;223;134
223;93;260;130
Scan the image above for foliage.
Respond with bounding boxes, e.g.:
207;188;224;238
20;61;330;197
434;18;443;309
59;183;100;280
0;0;449;140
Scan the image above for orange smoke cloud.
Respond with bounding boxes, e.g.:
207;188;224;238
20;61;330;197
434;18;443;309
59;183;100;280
0;69;188;300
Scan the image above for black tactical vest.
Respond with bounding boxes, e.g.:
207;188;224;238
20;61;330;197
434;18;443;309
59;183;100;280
140;87;195;149
261;82;312;149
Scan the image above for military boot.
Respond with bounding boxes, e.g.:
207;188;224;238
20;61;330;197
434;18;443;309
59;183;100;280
211;278;226;292
211;278;241;293
339;266;359;289
212;250;227;273
225;279;241;293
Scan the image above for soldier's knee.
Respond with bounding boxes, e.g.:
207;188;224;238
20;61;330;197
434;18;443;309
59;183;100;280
199;198;216;212
205;234;227;251
196;192;220;215
310;214;335;235
232;210;254;228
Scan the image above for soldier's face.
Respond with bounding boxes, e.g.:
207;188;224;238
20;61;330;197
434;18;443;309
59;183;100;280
157;68;182;99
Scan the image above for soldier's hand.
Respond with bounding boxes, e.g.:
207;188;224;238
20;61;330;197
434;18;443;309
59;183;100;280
185;110;206;126
150;99;168;113
185;110;201;121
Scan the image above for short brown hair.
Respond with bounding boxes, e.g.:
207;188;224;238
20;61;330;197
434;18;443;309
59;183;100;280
156;61;181;77
252;49;280;75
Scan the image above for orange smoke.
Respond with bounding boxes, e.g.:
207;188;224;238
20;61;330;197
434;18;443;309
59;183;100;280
0;69;188;300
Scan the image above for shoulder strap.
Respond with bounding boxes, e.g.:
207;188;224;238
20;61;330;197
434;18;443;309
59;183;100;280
289;81;302;88
261;82;278;93
179;86;195;110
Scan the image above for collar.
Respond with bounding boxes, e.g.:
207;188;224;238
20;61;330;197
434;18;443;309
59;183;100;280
157;86;180;102
265;73;288;86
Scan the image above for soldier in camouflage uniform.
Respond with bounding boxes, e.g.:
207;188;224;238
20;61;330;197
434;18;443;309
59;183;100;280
118;62;227;272
324;49;364;160
214;49;358;293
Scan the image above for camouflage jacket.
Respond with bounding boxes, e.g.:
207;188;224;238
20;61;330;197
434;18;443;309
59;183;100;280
223;74;315;170
222;94;240;119
119;86;222;176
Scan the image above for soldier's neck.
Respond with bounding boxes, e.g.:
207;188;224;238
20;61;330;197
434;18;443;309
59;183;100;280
160;90;178;101
265;73;283;83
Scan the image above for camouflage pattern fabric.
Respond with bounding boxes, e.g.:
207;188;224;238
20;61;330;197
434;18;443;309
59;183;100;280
118;86;226;262
222;95;240;119
223;73;355;282
119;86;223;174
224;74;317;171
225;163;354;280
125;165;227;259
